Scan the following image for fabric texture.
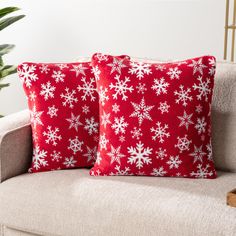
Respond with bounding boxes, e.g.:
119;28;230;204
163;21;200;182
91;53;217;178
3;227;42;236
18;62;99;173
0;169;235;236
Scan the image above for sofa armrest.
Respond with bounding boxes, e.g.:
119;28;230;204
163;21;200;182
0;110;32;183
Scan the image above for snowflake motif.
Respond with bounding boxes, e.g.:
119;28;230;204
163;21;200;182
109;75;134;101
94;53;109;63
107;57;127;74
84;117;99;135
112;103;120;113
167;67;182;79
110;165;131;176
136;83;147;94
107;145;125;164
208;57;216;76
189;145;206;163
188;58;207;75
155;147;167;160
101;111;111;129
52;70;65;83
131;127;143;140
166;155;182;169
119;135;125;142
39;64;50;74
98;86;109;106
56;64;68;70
70;64;88;77
129;61;152;80
63;157;77;168
29;91;37;101
68;136;83;154
90;169;102;176
50;150;62;162
32;145;48;170
18;63;38;88
111;116;128;135
151;167;167;177
150;122;170;143
195;104;203;114
177;110;194;130
99;133;109;150
130;97;154;126
193;76;211;102
66;113;83;132
155;65;166;71
43;126;62;146
77;77;96;101
60;88;78;108
158;101;170;114
190;164;213;178
30;105;43;128
40;81;55;100
151;77;169;96
91;65;101;81
206;142;213;161
195;117;207;134
95;151;102;165
127;141;152;169
47;105;58;118
175;135;191;153
82;105;90;114
83;146;97;163
174;85;193;107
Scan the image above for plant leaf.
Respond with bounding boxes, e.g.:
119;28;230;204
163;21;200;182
0;65;17;79
0;57;3;67
0;15;25;31
0;7;20;19
0;83;10;90
0;44;15;56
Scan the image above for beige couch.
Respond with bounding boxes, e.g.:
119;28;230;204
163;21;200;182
0;61;236;236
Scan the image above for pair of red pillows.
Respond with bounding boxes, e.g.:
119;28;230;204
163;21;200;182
18;53;217;178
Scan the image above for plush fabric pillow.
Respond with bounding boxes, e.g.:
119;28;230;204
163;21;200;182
18;62;99;172
90;53;217;178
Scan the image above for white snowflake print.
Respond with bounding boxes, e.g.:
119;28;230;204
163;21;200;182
29;91;37;101
43;126;62;146
98;86;109;106
188;58;207;75
83;146;97;163
167;155;182;169
177;110;194;130
111;116;128;135
195;117;206;134
129;61;152;80
193;76;211;102
127;141;152;169
84;117;99;135
94;53;109;63
101;111;111;129
174;85;193;107
175;135;191;153
107;57;127;74
109;75;134;101
95;151;102;165
189;145;206;163
30;105;43;128
77;77;96;102
136;83;147;94
82;105;90;114
56;64;68;70
50;150;62;162
107;145;125;164
155;64;166;71
91;65;101;81
167;67;182;80
119;135;125;142
18;63;38;88
206;142;213;161
110;165;131;176
151;167;167;177
52;70;65;83
131;127;143;140
39;64;50;74
195;104;203;114
151;77;169;96
70;64;88;77
190;164;213;178
68;136;83;154
60;88;78;109
66;113;83;132
208;57;216;76
40;81;55;100
47;105;58;118
99;133;109;150
63;157;77;168
150;122;170;143
158;101;170;114
155;147;167;160
112;103;120;113
130;97;154;126
32;145;48;170
90;169;101;176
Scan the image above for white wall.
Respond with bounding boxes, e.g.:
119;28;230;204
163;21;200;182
0;0;225;115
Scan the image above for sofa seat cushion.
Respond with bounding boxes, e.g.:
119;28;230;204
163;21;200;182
0;169;235;236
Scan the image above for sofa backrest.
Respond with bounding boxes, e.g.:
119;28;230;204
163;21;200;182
212;62;236;172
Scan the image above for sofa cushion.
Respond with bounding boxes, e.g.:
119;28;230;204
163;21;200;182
0;169;235;236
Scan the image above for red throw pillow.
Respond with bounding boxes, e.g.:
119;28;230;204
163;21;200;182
90;53;217;178
18;62;99;173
